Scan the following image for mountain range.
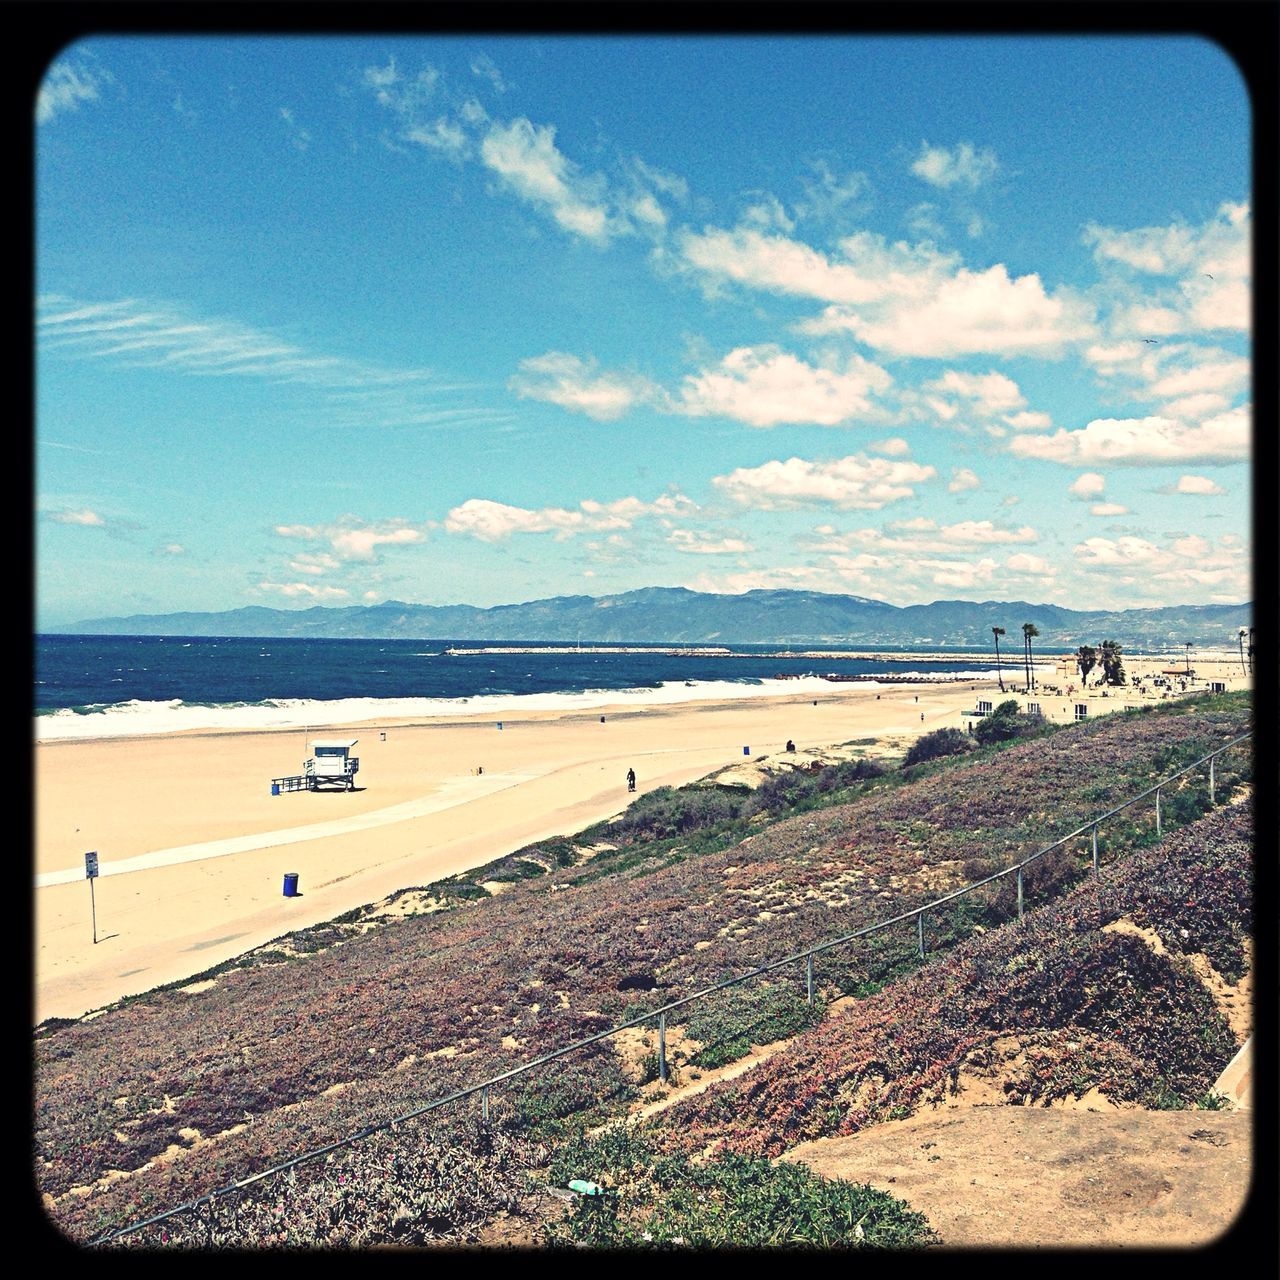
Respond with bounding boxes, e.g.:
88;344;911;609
47;588;1253;649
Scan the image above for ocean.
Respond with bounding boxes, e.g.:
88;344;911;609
34;634;1026;741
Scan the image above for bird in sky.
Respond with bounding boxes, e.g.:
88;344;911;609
1204;272;1215;279
1142;337;1159;344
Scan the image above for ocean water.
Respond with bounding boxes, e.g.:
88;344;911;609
34;634;1014;741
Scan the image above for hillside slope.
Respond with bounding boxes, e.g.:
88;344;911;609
37;696;1252;1244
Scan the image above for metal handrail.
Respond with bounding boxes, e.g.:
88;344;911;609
88;729;1251;1246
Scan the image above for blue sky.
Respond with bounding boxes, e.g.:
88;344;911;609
36;35;1251;627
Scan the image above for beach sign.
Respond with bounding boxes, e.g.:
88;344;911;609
85;851;99;945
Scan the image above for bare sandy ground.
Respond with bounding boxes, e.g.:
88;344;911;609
784;1105;1253;1249
34;681;990;1023
33;659;1249;1025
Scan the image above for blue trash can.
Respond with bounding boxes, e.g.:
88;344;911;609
271;782;280;796
743;745;750;755
283;873;299;898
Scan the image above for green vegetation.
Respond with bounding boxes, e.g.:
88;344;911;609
904;726;972;767
542;1125;937;1249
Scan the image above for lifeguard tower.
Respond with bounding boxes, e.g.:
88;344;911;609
272;739;359;794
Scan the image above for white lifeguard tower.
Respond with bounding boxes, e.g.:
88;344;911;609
272;738;359;794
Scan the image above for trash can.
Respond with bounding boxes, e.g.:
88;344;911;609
283;873;299;898
743;745;750;755
271;782;280;796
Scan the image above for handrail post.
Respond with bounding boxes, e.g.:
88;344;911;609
806;952;814;1005
1155;787;1161;838
658;1012;667;1084
1209;753;1216;806
917;910;925;959
1091;825;1098;876
1016;867;1024;920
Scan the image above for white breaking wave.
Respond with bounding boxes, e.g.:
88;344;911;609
32;671;998;742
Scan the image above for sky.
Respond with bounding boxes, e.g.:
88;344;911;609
35;34;1252;627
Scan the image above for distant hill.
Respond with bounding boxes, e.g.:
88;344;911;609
48;587;1251;648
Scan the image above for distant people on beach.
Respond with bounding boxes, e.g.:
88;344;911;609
785;739;795;752
626;767;636;793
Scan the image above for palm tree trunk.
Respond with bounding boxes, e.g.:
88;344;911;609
993;633;1004;692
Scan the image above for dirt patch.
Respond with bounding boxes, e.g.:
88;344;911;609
784;1106;1251;1248
1104;920;1252;1044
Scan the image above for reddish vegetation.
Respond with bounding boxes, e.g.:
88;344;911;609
35;697;1249;1242
655;800;1252;1158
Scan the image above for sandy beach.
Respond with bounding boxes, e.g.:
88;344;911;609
33;655;1248;1025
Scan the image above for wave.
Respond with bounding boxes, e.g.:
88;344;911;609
30;673;997;742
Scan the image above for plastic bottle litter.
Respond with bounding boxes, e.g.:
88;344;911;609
568;1179;604;1196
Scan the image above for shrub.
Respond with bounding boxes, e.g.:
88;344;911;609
904;728;972;767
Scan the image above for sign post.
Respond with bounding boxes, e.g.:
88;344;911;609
85;851;99;944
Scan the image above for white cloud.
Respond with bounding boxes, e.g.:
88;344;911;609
674;225;900;305
938;520;1036;545
1003;410;1053;432
805;263;1094;358
1070;530;1248;600
911;141;999;190
47;507;105;526
713;454;936;511
948;468;980;493
1171;474;1226;495
479;116;613;243
1005;553;1056;577
161;543;185;555
1069;472;1106;498
279;105;311;151
276;518;425;562
676;346;892;428
257;581;351;600
914;557;999;589
1010;405;1249;466
444;493;694;542
288;552;341;576
870;436;910;456
508;352;656;421
925;369;1026;416
1084;203;1251;336
667;530;751;555
1090;502;1129;517
38;57;111;125
470;54;506;93
794;160;870;224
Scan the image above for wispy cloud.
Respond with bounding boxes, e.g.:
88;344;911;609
46;507;106;526
256;581;351;600
279;105;312;151
36;294;501;429
38;55;112;125
508;353;658;421
910;141;999;190
363;64;684;245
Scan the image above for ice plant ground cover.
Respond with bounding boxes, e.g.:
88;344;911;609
36;695;1250;1245
645;796;1252;1160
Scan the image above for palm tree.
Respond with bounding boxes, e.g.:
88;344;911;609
1076;644;1097;685
1248;627;1254;676
1021;622;1040;691
1238;627;1248;676
991;626;1006;693
1184;641;1193;679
